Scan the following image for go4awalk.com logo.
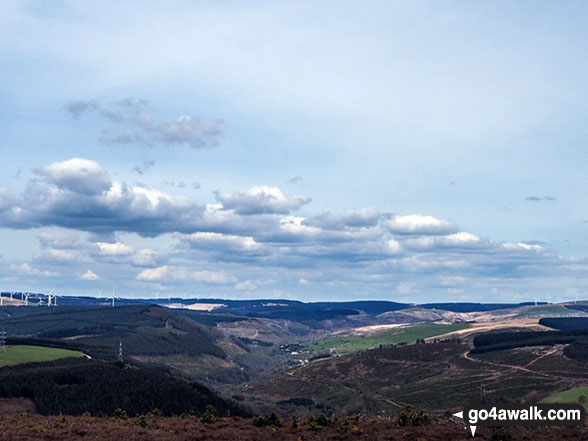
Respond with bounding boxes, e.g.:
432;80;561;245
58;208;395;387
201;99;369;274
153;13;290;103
452;403;585;437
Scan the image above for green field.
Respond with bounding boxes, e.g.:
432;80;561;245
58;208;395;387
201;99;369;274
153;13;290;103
303;323;470;354
0;345;83;367
542;386;588;411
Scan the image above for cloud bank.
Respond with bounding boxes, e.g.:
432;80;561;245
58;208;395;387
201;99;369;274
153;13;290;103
1;158;582;302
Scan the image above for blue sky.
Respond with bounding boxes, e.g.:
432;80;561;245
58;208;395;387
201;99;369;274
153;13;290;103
1;0;588;302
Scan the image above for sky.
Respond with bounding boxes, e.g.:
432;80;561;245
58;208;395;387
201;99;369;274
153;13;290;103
1;1;588;303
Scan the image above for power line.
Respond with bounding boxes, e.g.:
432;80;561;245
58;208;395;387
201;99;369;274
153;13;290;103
0;329;6;353
117;340;124;363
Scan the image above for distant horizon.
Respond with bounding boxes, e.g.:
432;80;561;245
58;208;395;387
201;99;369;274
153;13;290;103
0;290;575;306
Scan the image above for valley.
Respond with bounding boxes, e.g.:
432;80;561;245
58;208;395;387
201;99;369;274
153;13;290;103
1;296;588;440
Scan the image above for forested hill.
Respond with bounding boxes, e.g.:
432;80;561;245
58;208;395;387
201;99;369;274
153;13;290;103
0;357;249;417
0;304;226;358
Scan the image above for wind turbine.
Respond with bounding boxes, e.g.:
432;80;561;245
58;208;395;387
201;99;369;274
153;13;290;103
47;288;60;307
22;292;30;306
47;289;54;307
36;297;45;306
106;288;120;307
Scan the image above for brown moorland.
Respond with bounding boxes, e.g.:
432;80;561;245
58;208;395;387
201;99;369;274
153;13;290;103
0;413;587;441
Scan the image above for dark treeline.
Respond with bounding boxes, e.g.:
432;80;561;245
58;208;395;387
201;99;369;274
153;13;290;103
470;328;588;357
473;329;588;347
246;307;359;321
539;317;588;331
0;358;249;417
563;343;588;363
176;310;250;326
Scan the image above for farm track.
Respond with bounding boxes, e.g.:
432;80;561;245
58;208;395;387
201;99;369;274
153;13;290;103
463;347;574;382
524;346;561;368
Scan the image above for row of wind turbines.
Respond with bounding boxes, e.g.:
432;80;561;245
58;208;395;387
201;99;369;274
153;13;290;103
0;288;121;307
0;290;58;307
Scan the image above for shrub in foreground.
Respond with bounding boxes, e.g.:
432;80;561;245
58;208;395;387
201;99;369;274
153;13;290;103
396;405;431;427
200;405;218;424
253;412;281;428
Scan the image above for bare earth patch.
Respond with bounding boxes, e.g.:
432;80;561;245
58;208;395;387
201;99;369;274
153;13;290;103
163;303;226;311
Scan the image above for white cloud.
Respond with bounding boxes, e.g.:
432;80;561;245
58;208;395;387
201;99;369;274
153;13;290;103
278;216;322;239
386;239;403;254
235;280;257;291
406;231;486;250
33;249;76;263
179;232;261;252
9;262;59;277
80;269;100;280
298;278;309;285
136;265;235;283
35;158;111;195
342;208;380;227
1;158;207;236
215;186;310;215
130;248;162;267
502;242;544;252
386;214;457;235
96;241;136;256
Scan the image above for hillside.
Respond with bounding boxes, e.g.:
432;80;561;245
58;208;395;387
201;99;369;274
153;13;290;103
0;357;248;417
243;342;588;417
0;305;226;359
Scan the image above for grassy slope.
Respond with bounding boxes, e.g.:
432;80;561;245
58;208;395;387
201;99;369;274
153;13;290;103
303;323;470;354
542;386;588;411
0;345;82;367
